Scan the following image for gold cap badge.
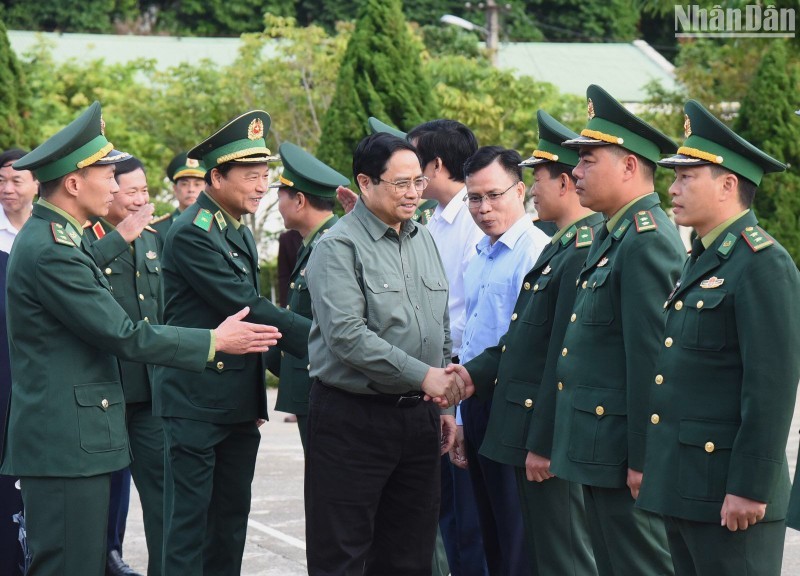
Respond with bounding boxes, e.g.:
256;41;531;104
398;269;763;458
248;118;264;141
683;114;692;138
587;99;595;120
186;158;199;168
100;116;106;136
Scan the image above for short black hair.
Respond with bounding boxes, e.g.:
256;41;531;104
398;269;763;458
282;187;335;212
0;148;29;169
353;132;421;183
40;168;88;199
463;146;523;182
205;161;237;185
708;164;757;207
113;156;146;183
406;120;478;183
540;162;578;184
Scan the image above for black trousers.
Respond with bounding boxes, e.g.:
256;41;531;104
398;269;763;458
305;381;442;576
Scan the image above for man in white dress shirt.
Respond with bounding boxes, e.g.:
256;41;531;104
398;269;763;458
0;149;38;253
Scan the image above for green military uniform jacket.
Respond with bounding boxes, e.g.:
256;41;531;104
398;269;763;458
85;219;163;403
152;208;179;240
638;211;800;523
465;213;605;467
153;192;312;424
0;202;210;477
271;215;338;416
551;193;686;488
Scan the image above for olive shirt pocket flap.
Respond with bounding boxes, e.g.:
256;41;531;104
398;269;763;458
678;419;738;450
74;382;124;408
572;386;626;416
421;275;447;292
365;274;402;294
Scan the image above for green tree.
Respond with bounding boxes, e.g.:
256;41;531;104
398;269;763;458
317;0;439;177
524;0;640;42
733;40;800;264
0;19;29;150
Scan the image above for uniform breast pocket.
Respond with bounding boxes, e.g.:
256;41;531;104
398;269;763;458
680;291;727;351
678;418;738;501
364;273;404;329
292;280;312;317
421;275;447;325
501;380;538;449
227;255;250;279
581;268;614;326
144;258;162;297
525;276;551;326
568;386;627;466
74;382;127;453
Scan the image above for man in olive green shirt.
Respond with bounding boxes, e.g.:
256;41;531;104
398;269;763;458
304;132;465;576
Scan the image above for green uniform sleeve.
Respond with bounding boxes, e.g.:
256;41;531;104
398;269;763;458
83;230;130;267
168;224;311;359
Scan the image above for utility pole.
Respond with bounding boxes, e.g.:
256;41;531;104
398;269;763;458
485;0;499;66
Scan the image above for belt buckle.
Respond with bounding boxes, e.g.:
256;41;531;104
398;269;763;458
395;394;422;408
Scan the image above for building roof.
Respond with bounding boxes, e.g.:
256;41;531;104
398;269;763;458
8;31;675;102
496;40;677;102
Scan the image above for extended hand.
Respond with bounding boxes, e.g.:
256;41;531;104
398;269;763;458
720;494;766;531
444;364;475;401
421;367;464;408
440;415;456;455
525;451;554;482
116;203;156;243
336;185;358;214
214;307;281;354
449;424;468;469
627;468;643;500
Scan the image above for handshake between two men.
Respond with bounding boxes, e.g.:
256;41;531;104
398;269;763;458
420;364;475;408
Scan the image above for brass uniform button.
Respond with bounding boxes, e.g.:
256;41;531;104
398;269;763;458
533;284;539;292
216;361;224;370
696;300;704;309
575;278;580;287
502;345;506;352
651;414;660;424
136;271;140;278
494;378;498;386
307;364;311;370
562;347;568;357
280;351;285;358
138;294;145;301
524;282;531;291
524;399;533;408
581;280;588;289
570;313;577;322
511;313;518;321
655;374;664;385
595;406;604;416
104;268;112;275
705;442;715;453
674;300;683;311
290;282;295;289
143;317;150;323
287;304;291;310
557;382;563;391
663;300;669;309
155;266;159;272
101;398;109;410
664;337;673;348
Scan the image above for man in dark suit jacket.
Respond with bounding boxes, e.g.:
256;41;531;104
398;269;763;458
154;111;312;575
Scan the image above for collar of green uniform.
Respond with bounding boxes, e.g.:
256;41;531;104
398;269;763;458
606;193;656;232
303;214;335;247
659;101;785;186
37;198;84;234
201;191;242;230
701;209;750;249
551;212;601;244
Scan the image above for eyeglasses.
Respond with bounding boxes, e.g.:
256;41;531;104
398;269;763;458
464;181;520;207
379;176;429;193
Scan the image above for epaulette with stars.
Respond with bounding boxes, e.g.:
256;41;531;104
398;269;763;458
575;226;594;248
634;210;657;233
741;225;773;252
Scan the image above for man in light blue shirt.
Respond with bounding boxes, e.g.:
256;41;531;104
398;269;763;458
456;146;549;575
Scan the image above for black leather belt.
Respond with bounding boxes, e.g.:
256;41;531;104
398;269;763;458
316;379;425;408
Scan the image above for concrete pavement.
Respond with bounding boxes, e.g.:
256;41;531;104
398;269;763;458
121;389;800;575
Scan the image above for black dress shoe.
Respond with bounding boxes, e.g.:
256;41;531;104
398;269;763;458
106;550;143;576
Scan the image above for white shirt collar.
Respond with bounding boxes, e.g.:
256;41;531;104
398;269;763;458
477;213;534;254
431;186;468;224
